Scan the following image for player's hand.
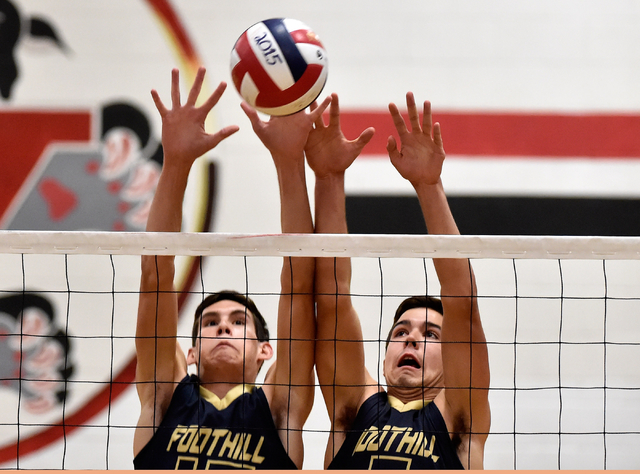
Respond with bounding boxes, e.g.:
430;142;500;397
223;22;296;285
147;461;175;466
151;67;239;170
241;96;331;169
387;92;445;188
305;93;375;179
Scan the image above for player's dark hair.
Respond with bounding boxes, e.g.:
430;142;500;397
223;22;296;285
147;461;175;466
191;290;269;347
385;295;444;349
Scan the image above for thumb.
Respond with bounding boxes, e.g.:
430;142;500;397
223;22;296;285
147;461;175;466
386;135;399;158
358;127;376;145
207;125;240;150
354;127;375;152
240;102;262;132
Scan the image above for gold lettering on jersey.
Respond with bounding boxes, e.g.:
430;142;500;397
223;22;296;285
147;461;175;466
167;426;188;451
251;435;265;463
189;427;212;454
219;431;240;458
384;426;407;451
354;427;378;452
166;425;266;467
237;433;255;461
232;433;245;460
398;429;420;453
353;425;440;463
178;427;197;452
410;431;424;455
206;429;228;456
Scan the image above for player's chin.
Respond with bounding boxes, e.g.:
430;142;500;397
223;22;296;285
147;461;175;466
390;372;422;389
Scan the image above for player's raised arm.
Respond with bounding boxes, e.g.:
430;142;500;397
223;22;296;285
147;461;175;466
241;97;330;468
134;68;238;456
387;92;490;469
304;93;376;465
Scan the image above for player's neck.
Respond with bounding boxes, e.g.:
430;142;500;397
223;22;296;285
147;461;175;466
200;381;251;400
386;385;440;405
197;362;258;399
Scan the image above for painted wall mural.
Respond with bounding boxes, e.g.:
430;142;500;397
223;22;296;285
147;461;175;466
1;0;639;469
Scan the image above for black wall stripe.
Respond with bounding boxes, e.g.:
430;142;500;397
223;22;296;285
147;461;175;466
346;195;640;236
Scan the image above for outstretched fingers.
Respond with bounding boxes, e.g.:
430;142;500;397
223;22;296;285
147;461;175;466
388;101;408;137
309;100;321;125
186;67;206;106
240;101;263;133
201;81;228;114
165;67;226;116
392;93;437;141
170;68;181;109
309;94;332;124
406;92;421;133
327;92;341;126
433;122;443;149
421;99;433;138
150;89;167;117
387;100;407;161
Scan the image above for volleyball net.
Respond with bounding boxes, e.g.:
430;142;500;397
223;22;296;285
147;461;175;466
0;231;639;470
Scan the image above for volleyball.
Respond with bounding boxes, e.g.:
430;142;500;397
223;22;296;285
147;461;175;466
230;18;328;116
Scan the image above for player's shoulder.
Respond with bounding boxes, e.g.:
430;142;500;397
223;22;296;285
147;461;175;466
434;389;454;422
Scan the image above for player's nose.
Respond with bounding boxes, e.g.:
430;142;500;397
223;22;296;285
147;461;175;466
216;319;231;335
404;329;421;347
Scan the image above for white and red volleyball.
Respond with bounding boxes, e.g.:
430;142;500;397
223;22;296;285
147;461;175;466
230;18;328;116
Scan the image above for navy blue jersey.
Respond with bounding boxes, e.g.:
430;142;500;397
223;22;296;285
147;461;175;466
134;374;296;470
328;392;464;470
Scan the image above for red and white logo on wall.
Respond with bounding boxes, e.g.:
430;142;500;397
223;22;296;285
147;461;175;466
0;0;217;466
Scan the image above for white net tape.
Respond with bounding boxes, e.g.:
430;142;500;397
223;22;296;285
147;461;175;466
2;230;640;259
0;231;639;469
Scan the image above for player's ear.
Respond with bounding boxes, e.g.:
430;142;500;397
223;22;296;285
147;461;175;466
257;341;273;362
382;355;387;380
186;346;197;366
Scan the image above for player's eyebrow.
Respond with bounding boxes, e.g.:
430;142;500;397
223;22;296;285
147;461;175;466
392;320;411;332
201;308;253;321
426;321;442;332
230;309;252;320
392;319;441;335
391;319;426;333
